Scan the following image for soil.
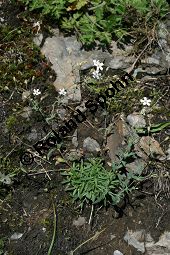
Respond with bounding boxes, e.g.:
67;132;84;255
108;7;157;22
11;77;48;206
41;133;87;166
0;1;170;255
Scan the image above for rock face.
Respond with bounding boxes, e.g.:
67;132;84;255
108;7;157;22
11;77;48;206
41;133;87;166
33;30;134;93
35;31;109;91
33;14;170;94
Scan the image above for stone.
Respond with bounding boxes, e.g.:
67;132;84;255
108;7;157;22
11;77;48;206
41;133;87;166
10;233;23;240
0;172;12;185
126;159;147;175
33;33;43;47
155;231;170;249
73;216;86;227
139;136;165;158
113;250;124;255
27;128;38;142
34;31;136;95
66;85;81;102
57;108;66;119
108;55;135;70
22;90;31;102
72;130;78;148
83;137;100;153
20;106;32;119
146;231;170;255
40;35;74;90
124;230;145;253
127;113;146;128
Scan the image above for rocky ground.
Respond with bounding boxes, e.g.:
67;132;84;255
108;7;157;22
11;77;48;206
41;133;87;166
0;1;170;255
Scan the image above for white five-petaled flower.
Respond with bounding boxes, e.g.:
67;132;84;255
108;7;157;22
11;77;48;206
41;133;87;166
92;70;101;80
93;59;104;71
140;97;151;106
33;88;41;96
58;88;67;96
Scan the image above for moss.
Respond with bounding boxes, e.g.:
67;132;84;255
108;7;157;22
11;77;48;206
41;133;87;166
5;115;17;131
41;218;51;227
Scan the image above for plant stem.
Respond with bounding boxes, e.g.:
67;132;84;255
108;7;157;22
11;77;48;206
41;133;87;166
48;202;57;255
88;204;94;225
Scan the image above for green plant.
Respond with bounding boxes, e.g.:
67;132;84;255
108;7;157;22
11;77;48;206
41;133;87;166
0;157;20;185
136;121;170;134
0;24;49;93
6;115;17;130
17;0;169;47
61;145;144;208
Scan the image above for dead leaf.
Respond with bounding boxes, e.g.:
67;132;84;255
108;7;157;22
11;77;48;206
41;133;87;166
139;136;165;157
105;117;124;162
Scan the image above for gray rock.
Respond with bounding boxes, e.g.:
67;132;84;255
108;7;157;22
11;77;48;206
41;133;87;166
72;130;78;148
22;90;31;102
83;137;100;153
33;33;43;47
113;250;124;255
57;108;66;119
108;55;135;70
58;96;68;106
64;36;82;55
66;85;81;102
126;159;146;175
124;230;170;255
0;172;12;185
40;35;72;90
34;31;135;94
10;233;23;240
27;128;38;142
143;57;160;65
124;230;145;253
20;106;32;119
127;113;146;128
73;216;86;227
0;17;4;23
146;231;170;255
134;19;170;76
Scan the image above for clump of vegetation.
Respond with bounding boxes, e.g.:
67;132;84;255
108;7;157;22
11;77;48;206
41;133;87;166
0;157;21;184
5;115;17;130
16;0;169;47
61;140;145;209
0;25;53;93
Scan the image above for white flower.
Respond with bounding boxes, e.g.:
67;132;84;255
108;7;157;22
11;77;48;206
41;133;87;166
92;70;101;79
33;88;41;96
93;59;104;71
140;97;151;106
58;88;67;96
